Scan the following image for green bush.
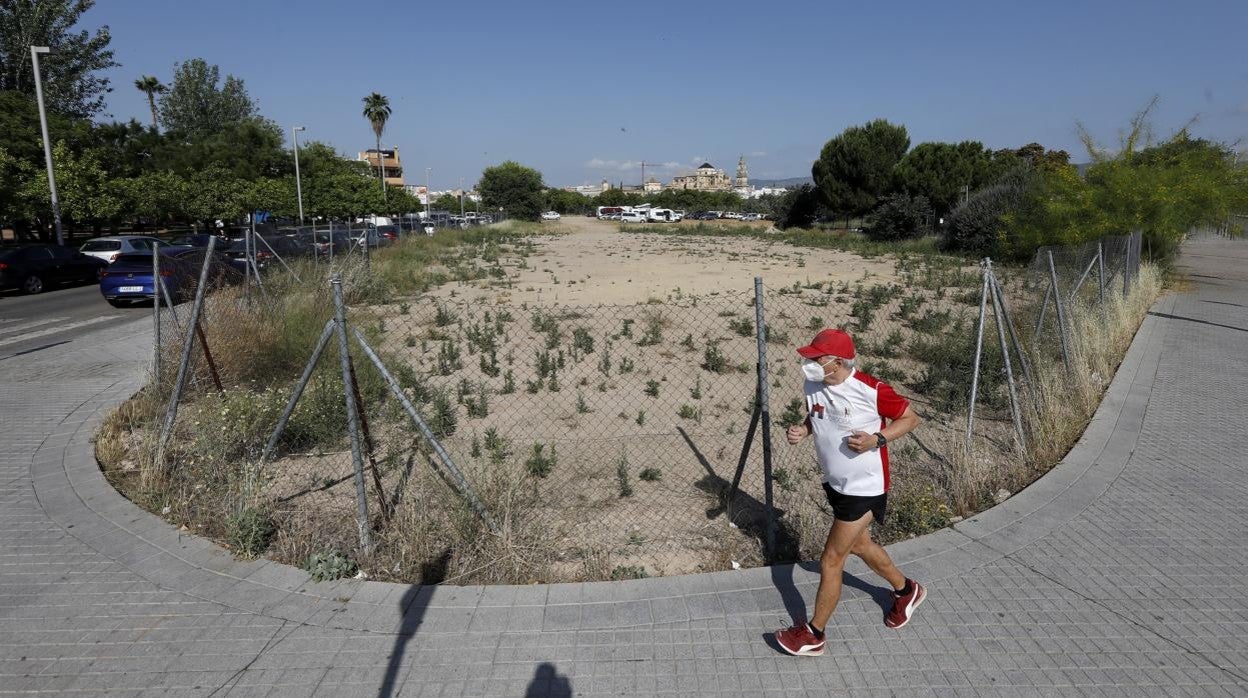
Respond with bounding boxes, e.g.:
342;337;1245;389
226;507;274;558
867;193;932;241
944;167;1038;256
303;550;358;582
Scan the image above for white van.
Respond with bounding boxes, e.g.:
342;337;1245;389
646;208;677;222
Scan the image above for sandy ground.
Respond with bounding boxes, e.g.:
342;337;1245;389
428;216;897;306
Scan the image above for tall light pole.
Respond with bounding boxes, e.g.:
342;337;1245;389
459;177;465;227
424;167;431;221
292;126;307;226
30;46;63;246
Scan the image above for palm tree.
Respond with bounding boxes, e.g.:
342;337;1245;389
134;75;166;131
361;92;392;202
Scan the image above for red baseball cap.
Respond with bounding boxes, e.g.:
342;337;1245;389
796;328;855;360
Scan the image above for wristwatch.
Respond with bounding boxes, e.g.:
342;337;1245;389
874;432;887;449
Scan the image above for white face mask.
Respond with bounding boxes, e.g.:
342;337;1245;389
802;358;832;382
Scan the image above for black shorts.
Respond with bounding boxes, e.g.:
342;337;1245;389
822;483;888;524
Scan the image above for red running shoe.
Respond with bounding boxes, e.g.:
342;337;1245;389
885;579;926;629
775;623;825;657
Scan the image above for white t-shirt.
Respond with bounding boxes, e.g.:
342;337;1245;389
804;370;910;497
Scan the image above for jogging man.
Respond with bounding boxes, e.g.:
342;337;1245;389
775;328;926;657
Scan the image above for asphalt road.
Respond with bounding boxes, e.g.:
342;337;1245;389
0;282;150;359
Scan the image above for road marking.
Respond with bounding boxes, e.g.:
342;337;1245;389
0;315;121;347
0;317;70;336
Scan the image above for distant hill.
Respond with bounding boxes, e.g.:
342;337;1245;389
751;176;812;188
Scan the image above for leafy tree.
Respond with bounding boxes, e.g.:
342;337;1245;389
1007;142;1071;173
18;139;122;224
812;119;909;220
155;117;288;180
895;141;1017;216
0;0;117;117
431;193;460;212
544;188;590;214
478;161;545;220
771;184;822;229
133;75;165;131
114;170;187;226
361;92;391;199
159;58;256;137
867;193;933;241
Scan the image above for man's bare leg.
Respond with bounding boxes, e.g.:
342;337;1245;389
809;513;874;632
850;528;906;591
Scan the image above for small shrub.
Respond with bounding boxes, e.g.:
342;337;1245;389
702;343;727;373
728;317;754;337
690;376;702;400
616;455;633;498
618;357;635;374
635;410;646;426
610;565;648;580
501;369;516;394
429;390;458;436
572;327;595;354
807;316;824;331
434;303;457;327
226;508;274;559
680;334;696;351
526;442;557;477
638;467;662;482
644;380;660;397
677;404;701;422
778;398;804;428
637;312;664;346
576;391;590;414
303;551;358;582
850;300;874;332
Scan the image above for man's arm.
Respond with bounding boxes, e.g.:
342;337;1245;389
847;405;920;453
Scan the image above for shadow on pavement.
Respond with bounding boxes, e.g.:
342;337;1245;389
378;549;452;698
524;662;573;697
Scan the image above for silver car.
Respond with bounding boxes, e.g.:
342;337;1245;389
79;235;167;264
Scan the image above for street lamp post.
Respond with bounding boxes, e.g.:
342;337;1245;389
459;177;466;228
424;167;431;222
292;126;306;226
30;46;63;246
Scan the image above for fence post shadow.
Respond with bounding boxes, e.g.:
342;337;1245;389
524;662;572;697
378;549;451;698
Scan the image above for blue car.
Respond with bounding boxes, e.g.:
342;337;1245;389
99;249;240;307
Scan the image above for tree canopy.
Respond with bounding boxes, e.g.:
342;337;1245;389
478;161;545;220
0;0;117;117
894;141;1017;216
812;119;910;218
159;58;257;137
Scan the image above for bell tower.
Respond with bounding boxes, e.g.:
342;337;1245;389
735;155;749;190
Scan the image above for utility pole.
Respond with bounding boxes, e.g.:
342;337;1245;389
292;126;306;226
30;46;63;246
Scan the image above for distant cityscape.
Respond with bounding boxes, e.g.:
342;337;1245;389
357;149;801;202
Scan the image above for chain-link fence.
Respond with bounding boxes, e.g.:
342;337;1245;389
100;228;1152;585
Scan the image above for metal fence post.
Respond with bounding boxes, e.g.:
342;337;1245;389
988;262;1027;454
154;236;218;475
1048;250;1072;372
965;261;991;453
988;269;1030;384
152;251;161;381
331;275;373;552
258;318;336;464
350;326;499;533
753;277;776;560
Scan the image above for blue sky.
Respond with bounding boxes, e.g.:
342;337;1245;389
90;0;1247;188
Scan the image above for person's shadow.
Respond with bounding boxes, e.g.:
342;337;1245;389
761;558;896;655
378;549;451;697
525;663;573;697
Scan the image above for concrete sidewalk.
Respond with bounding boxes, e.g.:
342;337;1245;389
2;236;1246;696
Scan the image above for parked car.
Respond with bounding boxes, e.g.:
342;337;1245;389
619;211;647;223
0;244;107;294
375;224;400;243
741;213;761;222
99;249;240;307
350;228;389;249
541;211;562;221
166;233;229;249
79;235;167;264
296;231;353;256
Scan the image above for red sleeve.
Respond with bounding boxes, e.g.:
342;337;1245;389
876;382;909;420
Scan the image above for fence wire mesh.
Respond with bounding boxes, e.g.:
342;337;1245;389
104;228;1150;586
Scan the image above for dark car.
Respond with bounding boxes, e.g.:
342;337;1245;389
224;236;308;270
99;250;241;307
296;231;352;257
167;233;229;249
0;244;107;295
